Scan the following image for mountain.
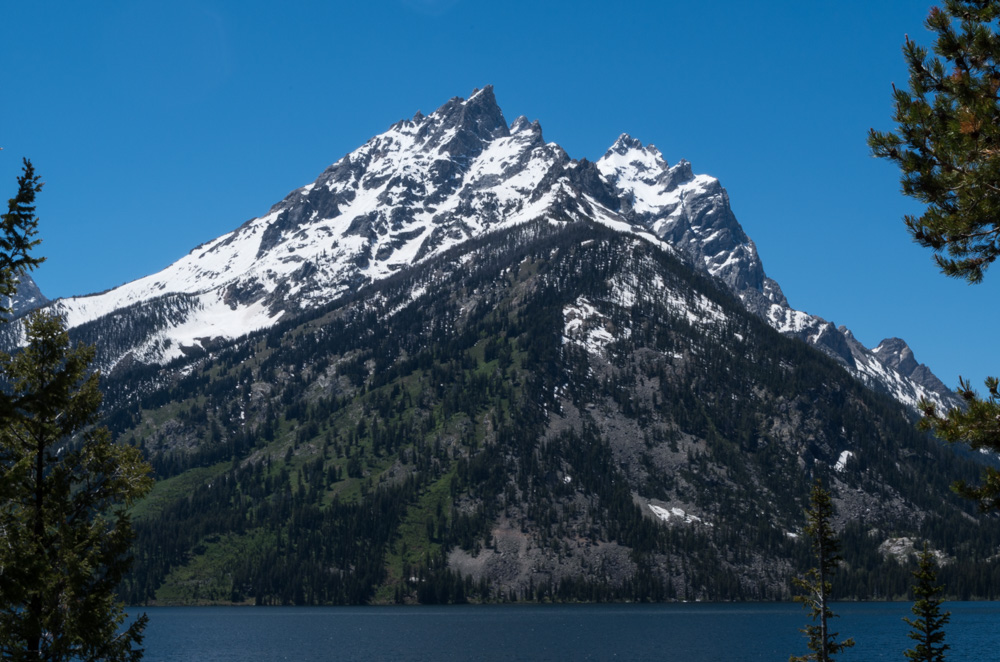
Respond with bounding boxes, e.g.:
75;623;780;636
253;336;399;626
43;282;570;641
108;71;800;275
10;87;995;605
12;86;956;413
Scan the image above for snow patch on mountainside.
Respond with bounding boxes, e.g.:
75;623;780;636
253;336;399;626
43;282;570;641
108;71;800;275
563;297;622;355
648;504;710;527
136;293;283;364
666;290;727;328
834;450;854;473
850;352;938;410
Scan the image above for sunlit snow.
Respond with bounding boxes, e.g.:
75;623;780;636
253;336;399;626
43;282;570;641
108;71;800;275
834;450;855;473
648;504;709;526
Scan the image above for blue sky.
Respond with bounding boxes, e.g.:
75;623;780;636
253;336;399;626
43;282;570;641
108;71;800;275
2;0;996;389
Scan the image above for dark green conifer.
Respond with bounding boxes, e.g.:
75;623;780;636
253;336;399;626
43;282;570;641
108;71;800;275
790;479;854;662
903;544;950;662
869;1;1000;284
0;312;154;660
0;159;44;319
0;163;153;660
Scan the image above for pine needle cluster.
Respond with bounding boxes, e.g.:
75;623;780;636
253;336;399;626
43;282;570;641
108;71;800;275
869;1;1000;284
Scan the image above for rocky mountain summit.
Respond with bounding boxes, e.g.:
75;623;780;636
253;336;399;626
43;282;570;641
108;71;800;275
15;86;954;414
873;337;953;399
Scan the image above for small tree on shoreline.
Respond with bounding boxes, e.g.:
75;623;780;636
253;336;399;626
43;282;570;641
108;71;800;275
790;479;854;662
904;544;950;662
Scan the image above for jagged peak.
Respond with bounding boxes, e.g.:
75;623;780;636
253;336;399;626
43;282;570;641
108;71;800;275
874;337;912;356
430;86;503;123
873;337;918;368
394;109;428;129
668;158;694;182
872;337;938;393
873;337;918;374
608;133;644;154
510;115;531;132
597;135;669;189
510;115;543;138
602;133;665;162
418;85;509;150
467;85;493;102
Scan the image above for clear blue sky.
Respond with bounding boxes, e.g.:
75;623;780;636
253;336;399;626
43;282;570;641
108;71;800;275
2;0;996;389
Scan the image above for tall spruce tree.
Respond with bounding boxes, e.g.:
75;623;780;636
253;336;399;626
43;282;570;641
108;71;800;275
0;163;153;660
868;1;1000;511
0;159;44;319
790;480;854;662
903;544;950;662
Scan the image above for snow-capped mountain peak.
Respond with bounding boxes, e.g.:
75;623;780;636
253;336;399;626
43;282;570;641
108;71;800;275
598;134;693;205
601;133;669;174
594;133;957;410
596;134;778;301
509;115;542;137
21;87;958;411
39;88;584;366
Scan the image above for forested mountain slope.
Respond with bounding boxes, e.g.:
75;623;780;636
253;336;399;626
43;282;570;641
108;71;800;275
98;220;1000;605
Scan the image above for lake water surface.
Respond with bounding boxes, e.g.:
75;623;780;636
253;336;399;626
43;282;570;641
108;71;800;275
133;602;1000;661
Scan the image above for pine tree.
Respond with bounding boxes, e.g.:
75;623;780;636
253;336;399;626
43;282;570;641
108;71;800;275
904;544;950;662
0;312;153;660
0;163;153;659
868;2;1000;284
790;480;854;662
0;159;44;319
868;1;1000;511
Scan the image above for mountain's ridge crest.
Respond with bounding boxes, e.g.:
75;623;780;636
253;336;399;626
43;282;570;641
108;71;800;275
22;87;956;411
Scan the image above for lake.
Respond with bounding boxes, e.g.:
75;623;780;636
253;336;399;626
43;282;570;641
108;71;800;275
132;602;1000;661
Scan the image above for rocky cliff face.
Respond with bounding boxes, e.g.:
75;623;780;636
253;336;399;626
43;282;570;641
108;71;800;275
5;272;47;319
873;337;953;398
